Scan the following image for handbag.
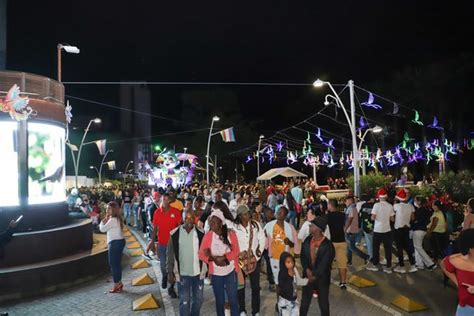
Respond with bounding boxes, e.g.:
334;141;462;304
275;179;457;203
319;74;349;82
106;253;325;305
238;224;258;274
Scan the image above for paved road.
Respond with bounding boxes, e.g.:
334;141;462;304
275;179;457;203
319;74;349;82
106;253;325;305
2;227;458;315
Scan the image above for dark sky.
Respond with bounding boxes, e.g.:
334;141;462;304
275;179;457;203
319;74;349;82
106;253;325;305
5;1;474;176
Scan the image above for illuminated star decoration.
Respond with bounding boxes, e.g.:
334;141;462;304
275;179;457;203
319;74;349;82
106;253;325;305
322;138;335;149
427;116;443;131
412;111;424;126
245;155;253;163
315;128;323;142
361;92;382;110
358;117;368;132
276;141;284;152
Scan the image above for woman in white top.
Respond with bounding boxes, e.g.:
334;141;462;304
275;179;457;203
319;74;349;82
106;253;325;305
99;201;125;293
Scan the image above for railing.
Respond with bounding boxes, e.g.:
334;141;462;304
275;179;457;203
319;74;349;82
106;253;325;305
0;70;64;105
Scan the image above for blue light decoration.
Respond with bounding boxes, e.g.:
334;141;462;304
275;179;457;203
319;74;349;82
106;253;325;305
427;116;443;131
361;92;382;110
358;117;368;132
315;128;323;142
287;151;297;164
245;155;253;163
412;111;424;126
328;157;337;168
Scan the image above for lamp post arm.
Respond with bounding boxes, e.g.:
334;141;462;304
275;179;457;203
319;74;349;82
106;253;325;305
206;121;215;186
326;82;354;131
98;150;111;185
358;129;371;153
75;120;94;188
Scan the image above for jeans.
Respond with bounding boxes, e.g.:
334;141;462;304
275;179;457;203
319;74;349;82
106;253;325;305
372;231;393;268
270;258;280;285
108;239;125;283
238;263;261;315
363;231;373;260
286;210;297;228
412;230;434;267
394;227;415;266
140;211;148;234
300;281;330;316
177;275;204;316
262;249;275;285
278;296;300;316
123;203;131;225
132;203;140;227
456;304;474;316
211;271;239;316
346;232;369;263
158;244;173;288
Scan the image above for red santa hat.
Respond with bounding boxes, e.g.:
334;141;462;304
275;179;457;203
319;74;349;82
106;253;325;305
377;188;388;199
395;189;408;201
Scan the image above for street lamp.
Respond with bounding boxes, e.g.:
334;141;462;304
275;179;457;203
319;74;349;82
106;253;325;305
98;149;114;184
57;43;80;82
358;125;383;175
206;115;220;185
314;78;361;196
257;135;265;180
89;165;99;179
123;160;134;184
67;118;101;188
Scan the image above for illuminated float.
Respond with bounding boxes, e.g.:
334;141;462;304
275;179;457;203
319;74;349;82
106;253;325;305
0;71;108;302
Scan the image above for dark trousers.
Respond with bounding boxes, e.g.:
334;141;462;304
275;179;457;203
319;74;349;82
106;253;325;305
140;211;147;234
431;232;448;260
212;271;239;316
372;231;393;267
394;227;415;266
237;263;261;315
262;249;275;285
108;239;125;283
300;281;330;316
346;232;369;263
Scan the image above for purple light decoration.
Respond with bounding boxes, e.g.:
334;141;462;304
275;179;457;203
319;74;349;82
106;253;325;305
322;152;329;164
358;117;368;132
346;155;354;169
388;156;398;167
427;116;443;131
368;156;375;168
276;141;284;152
361;92;382;110
245;155;253;163
395;146;404;164
323;138;335;149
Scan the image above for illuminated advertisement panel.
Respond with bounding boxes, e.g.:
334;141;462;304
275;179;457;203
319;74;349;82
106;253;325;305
0;122;19;206
28;122;66;204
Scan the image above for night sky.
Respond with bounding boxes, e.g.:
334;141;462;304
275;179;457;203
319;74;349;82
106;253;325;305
6;1;474;179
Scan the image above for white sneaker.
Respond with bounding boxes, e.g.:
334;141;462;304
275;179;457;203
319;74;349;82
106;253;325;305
383;267;393;274
204;278;211;285
380;258;387;265
240;312;247;316
366;263;379;271
394;266;406;274
415;265;425;270
408;265;418;273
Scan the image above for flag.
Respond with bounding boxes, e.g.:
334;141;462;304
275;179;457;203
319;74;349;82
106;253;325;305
219;127;236;142
106;160;116;170
95;139;107;155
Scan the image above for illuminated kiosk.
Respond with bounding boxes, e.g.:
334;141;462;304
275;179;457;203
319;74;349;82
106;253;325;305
0;71;108;302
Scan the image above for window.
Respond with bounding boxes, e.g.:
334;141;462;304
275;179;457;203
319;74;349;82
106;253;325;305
0;121;19;206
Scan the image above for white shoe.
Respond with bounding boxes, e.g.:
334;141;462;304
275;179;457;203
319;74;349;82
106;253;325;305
240;312;247;316
366;263;379;271
380;258;387;265
394;266;406;274
383;267;393;274
408;265;418;273
415;265;424;270
204;278;211;285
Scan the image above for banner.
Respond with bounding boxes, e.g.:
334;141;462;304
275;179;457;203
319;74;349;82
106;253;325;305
95;139;107;155
220;127;236;142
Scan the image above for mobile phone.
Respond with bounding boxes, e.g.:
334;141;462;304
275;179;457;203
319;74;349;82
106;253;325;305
14;215;24;224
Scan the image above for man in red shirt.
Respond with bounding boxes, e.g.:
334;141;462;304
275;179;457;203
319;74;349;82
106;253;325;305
151;193;182;298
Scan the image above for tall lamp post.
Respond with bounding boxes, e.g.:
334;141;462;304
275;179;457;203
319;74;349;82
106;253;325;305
67;118;101;188
313;79;361;197
123;160;134;185
89;166;100;181
57;44;80;82
358;125;383;175
206;116;220;185
257;135;265;180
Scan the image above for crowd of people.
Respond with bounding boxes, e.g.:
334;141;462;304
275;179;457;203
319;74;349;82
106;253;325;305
85;179;474;316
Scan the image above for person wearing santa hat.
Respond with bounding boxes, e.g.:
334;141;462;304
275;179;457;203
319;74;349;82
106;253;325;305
366;188;395;273
393;189;418;273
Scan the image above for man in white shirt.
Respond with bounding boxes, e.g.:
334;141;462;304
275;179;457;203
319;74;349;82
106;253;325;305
393;189;417;273
228;192;242;220
366;188;395;273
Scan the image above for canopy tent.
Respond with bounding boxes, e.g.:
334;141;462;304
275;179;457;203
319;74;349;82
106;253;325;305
257;167;308;181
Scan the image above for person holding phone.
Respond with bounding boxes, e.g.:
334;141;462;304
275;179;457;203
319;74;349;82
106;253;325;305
99;202;126;293
441;228;474;315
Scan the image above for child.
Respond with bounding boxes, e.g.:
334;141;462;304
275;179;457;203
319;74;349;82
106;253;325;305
277;251;313;315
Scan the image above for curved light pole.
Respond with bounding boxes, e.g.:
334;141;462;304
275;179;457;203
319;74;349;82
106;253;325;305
89;165;100;181
257;135;265;180
358;125;383;175
98;149;114;184
314;79;360;196
57;43;80;82
72;118;101;188
123;160;134;184
206;116;220;185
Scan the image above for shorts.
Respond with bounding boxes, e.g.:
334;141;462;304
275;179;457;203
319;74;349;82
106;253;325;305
333;242;348;269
